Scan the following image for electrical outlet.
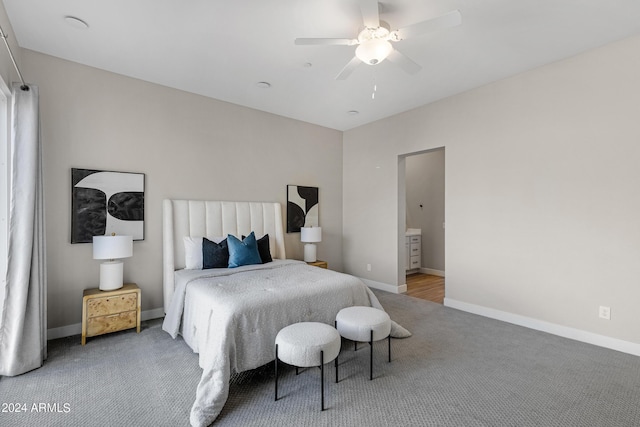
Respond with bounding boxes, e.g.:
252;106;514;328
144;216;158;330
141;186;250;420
599;306;611;320
366;263;371;272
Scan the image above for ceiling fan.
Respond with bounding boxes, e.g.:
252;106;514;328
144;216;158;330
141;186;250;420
295;0;461;80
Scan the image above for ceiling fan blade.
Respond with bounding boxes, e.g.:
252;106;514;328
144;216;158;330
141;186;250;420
386;49;422;75
295;38;357;46
392;10;461;40
359;0;380;28
336;56;362;80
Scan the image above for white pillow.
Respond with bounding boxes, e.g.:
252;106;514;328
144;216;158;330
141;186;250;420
184;237;203;270
183;236;226;269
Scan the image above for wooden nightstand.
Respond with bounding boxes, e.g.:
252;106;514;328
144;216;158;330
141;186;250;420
81;283;141;345
307;260;328;269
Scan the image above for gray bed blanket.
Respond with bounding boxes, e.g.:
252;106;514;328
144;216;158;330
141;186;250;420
162;260;409;426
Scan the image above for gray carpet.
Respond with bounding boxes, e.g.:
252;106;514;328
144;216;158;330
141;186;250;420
2;290;640;427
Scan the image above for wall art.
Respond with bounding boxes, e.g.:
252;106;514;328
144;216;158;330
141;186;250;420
71;168;145;243
287;185;318;233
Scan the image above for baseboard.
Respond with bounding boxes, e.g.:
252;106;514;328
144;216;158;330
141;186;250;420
420;268;445;277
360;277;407;294
47;307;166;341
444;298;640;357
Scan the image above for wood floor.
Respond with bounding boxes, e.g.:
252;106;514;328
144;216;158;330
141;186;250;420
406;273;445;304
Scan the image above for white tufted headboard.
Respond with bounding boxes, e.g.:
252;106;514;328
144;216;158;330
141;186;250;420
162;199;286;312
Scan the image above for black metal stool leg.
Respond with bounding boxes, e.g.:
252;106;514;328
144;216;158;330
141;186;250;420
370;329;373;381
334;320;339;383
275;344;279;401
320;350;325;411
388;334;391;363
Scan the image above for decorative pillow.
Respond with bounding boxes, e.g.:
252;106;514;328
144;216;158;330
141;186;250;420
184;237;203;269
184;236;225;269
242;233;272;264
202;237;229;269
227;232;262;268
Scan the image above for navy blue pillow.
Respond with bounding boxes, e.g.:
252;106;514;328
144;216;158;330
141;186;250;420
227;232;262;268
202;238;229;269
242;233;272;264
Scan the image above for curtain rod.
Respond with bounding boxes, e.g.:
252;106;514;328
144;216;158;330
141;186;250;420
0;23;28;91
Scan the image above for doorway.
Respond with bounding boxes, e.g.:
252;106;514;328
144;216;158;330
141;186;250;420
399;148;445;304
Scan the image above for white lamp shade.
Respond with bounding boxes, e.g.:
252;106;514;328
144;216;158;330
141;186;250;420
356;39;393;65
301;227;322;243
93;235;133;260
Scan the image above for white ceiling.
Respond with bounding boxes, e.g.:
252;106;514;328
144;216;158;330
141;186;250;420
4;0;640;131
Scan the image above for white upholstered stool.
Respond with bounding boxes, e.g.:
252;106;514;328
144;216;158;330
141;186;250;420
275;322;341;411
335;306;392;380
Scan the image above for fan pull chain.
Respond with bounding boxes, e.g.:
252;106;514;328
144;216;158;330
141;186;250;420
372;73;377;100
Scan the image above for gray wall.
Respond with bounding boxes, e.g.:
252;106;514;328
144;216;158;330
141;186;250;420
405;149;445;273
22;50;344;331
344;34;640;346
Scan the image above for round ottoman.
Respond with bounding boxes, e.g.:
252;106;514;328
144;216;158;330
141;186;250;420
275;322;341;411
335;306;392;380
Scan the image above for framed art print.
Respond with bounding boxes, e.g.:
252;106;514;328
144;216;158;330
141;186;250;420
287;185;318;233
71;168;145;243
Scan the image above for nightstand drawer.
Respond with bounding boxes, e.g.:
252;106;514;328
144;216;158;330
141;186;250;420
86;311;138;337
86;292;137;317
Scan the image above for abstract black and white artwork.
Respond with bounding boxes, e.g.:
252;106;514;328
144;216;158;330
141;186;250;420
71;168;145;243
287;185;318;233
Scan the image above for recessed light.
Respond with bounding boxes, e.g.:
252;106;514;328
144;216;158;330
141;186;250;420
64;16;89;30
303;62;313;68
256;82;271;89
348;110;359;115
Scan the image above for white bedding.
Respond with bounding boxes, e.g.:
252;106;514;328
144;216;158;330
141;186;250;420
162;259;409;427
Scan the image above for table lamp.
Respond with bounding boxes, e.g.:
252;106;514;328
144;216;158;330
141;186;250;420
301;226;322;262
93;234;133;291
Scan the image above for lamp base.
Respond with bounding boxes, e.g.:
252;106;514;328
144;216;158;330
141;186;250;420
99;260;124;291
303;243;317;263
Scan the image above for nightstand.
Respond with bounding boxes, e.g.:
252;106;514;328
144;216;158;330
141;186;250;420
307;260;328;269
81;283;141;345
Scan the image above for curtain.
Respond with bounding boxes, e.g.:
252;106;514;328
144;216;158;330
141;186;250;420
0;84;46;376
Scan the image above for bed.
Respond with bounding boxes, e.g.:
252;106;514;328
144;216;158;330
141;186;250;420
161;199;408;427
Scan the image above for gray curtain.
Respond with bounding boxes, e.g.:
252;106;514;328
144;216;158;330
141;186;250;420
0;84;46;376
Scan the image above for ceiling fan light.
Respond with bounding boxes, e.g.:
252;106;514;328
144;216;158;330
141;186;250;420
356;39;393;65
